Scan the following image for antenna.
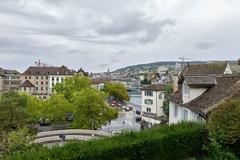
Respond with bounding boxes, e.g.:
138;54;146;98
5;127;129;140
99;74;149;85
34;60;50;67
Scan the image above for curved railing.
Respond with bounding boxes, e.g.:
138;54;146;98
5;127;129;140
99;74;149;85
34;129;112;144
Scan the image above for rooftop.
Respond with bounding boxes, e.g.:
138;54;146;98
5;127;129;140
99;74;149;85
22;66;74;75
19;80;35;88
141;84;165;91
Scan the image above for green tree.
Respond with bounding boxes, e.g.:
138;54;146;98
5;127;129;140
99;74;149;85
44;94;74;123
71;88;118;129
103;83;130;101
162;84;173;117
207;99;240;145
24;94;45;123
0;92;29;131
54;75;91;101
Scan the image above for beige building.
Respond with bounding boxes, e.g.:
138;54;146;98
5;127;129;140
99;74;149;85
0;68;4;95
20;65;74;99
0;68;21;94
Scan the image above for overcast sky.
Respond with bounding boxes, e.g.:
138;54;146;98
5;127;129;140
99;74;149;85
0;0;240;72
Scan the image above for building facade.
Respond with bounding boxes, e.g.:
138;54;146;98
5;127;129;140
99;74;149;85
20;65;74;99
169;62;237;124
0;68;21;94
141;84;166;125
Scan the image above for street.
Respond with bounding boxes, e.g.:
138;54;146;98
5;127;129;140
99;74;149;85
99;110;141;133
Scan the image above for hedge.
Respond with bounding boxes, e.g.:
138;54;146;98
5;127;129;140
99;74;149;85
5;122;207;160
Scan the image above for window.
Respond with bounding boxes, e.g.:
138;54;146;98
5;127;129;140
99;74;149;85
41;76;43;80
29;76;31;79
52;77;54;81
145;91;153;96
41;81;43;85
183;109;188;121
24;87;26;91
41;87;43;91
36;81;38;85
46;81;48;85
159;92;165;99
144;99;153;105
25;76;27;79
183;81;190;96
36;87;38;91
52;83;54;87
147;108;151;112
36;76;38;79
46;76;48;80
56;77;59;81
46;87;48;90
174;105;178;118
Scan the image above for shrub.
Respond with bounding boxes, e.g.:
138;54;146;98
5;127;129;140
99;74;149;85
207;99;240;156
5;123;206;160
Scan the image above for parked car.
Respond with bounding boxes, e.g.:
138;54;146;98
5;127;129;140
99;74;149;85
125;106;130;111
136;110;141;115
39;118;51;126
135;116;142;122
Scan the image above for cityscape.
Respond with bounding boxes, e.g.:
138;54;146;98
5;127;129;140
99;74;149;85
1;0;240;160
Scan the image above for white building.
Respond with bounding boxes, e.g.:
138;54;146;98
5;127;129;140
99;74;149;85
169;62;236;124
141;84;166;125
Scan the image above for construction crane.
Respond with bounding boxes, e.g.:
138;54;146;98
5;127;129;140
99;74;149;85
178;57;193;68
179;57;193;63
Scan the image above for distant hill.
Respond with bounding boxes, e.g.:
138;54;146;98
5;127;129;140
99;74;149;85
113;61;207;73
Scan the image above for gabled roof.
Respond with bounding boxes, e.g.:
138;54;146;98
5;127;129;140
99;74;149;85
22;66;74;75
183;76;240;116
19;80;35;88
141;84;165;91
178;62;227;84
184;76;216;87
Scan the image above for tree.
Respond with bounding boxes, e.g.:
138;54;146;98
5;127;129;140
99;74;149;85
54;75;91;101
207;99;240;145
71;88;118;129
162;84;173;117
25;94;45;123
0;92;29;131
103;82;130;101
44;94;74;123
141;73;151;85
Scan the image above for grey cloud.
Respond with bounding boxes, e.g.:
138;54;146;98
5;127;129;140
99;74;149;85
96;11;176;44
196;41;216;50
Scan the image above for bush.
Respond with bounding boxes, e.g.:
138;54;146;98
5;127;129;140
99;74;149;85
5;123;206;160
207;99;240;156
207;99;240;145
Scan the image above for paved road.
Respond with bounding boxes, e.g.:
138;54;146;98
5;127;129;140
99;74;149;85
99;110;141;133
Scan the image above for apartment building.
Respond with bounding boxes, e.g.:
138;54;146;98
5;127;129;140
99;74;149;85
141;84;166;125
20;65;74;99
0;68;21;94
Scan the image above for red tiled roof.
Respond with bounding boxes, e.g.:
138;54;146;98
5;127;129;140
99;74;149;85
22;66;74;75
